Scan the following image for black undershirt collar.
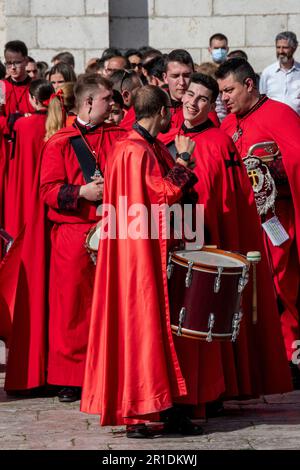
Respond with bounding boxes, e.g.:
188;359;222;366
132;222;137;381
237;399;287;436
7;75;31;87
181;119;214;134
133;122;156;145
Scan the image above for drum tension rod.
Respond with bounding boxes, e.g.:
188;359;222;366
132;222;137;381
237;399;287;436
185;261;194;288
214;267;223;293
177;307;186;336
167;253;174;279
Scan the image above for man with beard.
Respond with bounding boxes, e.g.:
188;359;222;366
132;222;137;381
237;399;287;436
217;58;300;387
260;31;300;115
80;85;211;438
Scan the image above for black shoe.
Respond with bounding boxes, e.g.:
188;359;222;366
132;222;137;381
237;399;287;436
126;424;155;439
161;407;203;436
289;362;300;390
205;399;225;418
57;387;81;403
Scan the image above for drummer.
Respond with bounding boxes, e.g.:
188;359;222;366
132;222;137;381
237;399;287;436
4;74;126;400
171;72;292;407
217;58;300;387
80;85;208;438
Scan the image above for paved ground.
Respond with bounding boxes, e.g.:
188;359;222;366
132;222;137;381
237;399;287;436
1;344;300;451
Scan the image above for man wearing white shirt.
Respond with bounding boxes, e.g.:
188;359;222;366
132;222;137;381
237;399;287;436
260;31;300;115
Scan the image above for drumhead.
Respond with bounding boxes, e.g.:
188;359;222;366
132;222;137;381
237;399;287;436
174;249;246;268
87;224;101;251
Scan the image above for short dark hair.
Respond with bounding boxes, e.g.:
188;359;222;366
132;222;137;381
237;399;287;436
142;55;166;81
134;85;170;121
52;51;75;68
125;49;142;59
49;62;77;82
85;58;105;74
165;49;194;70
112;89;124;108
227;49;248;61
29;79;54;102
101;47;122;60
215;58;257;85
110;69;141;93
209;33;228;46
4;40;28;57
189;73;219;103
74;73;112;107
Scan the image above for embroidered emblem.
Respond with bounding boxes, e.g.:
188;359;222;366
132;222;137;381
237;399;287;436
243;156;277;215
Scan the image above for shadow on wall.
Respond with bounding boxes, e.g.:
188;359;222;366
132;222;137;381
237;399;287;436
109;0;149;50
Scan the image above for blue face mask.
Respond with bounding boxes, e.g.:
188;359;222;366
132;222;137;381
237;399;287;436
211;48;227;63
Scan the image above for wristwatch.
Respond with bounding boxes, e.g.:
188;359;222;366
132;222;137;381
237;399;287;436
177;152;191;162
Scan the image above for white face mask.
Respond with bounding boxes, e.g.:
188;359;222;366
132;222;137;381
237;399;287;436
211;48;227;63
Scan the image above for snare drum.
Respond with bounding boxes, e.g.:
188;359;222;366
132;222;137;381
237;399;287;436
85;222;101;265
167;247;250;342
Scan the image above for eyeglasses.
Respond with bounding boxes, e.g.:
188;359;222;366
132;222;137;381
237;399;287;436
4;60;25;69
129;62;142;69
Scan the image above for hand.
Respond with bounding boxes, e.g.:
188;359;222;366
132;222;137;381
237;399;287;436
175;135;195;156
176;156;196;169
79;176;104;201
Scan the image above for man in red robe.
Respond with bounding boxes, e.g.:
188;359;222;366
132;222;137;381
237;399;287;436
173;73;291;406
216;58;300;387
0;41;34;256
81;85;212;437
3;74;125;401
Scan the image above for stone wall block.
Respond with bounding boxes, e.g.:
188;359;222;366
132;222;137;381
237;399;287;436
31;0;84;16
214;0;300;16
86;0;109;15
149;16;245;49
38;17;109;50
155;0;212;17
246;15;288;47
5;0;30;16
6;17;37;49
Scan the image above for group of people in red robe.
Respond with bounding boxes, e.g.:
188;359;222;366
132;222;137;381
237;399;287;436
0;38;299;438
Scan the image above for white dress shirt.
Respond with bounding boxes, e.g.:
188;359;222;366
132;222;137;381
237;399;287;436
260;60;300;115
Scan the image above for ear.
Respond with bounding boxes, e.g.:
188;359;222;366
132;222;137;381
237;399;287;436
122;89;130;105
160;105;168;117
244;78;255;92
162;72;168;84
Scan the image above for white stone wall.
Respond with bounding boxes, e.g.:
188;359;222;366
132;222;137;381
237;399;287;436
1;0;109;73
110;0;300;72
1;0;300;73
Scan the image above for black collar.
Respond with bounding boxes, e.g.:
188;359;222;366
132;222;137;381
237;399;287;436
7;75;31;87
35;109;47;115
133;122;156;145
181;119;214;134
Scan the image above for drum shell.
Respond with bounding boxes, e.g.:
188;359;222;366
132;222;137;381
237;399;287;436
168;258;243;340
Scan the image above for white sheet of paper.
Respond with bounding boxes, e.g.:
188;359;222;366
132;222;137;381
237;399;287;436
262;216;289;246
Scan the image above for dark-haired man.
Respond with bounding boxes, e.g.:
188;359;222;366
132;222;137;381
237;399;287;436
217;58;300;385
110;69;142;130
0;40;34;256
163;73;291;404
81;85;204;437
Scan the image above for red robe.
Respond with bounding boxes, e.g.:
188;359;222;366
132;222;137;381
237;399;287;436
176;122;291;397
80;129;218;425
3;123;125;390
221;97;300;361
4;111;47;239
120;106;136;131
0;77;34;256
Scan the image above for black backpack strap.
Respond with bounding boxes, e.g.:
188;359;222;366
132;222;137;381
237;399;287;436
70;135;97;183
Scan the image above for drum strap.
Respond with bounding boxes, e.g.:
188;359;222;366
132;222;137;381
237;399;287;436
69;135;97;183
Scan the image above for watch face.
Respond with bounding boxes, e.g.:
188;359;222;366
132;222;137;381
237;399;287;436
180;152;191;161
